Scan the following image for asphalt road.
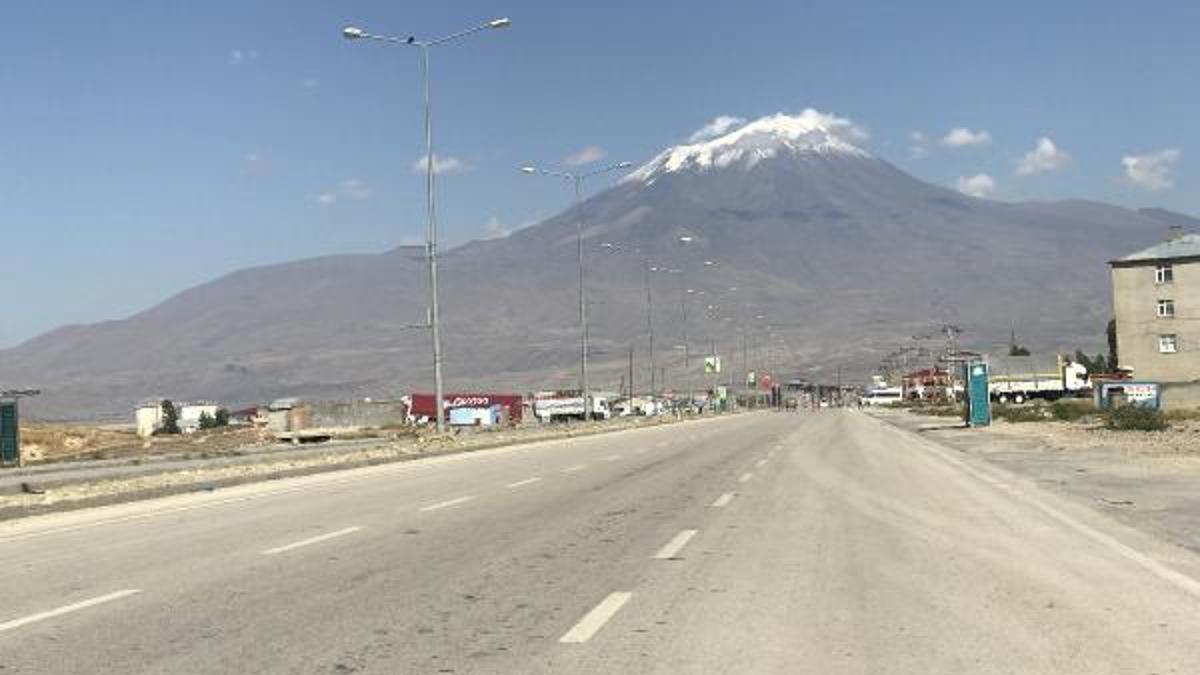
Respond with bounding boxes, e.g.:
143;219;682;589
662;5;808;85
1;409;1199;673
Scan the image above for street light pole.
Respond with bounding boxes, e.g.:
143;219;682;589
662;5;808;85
521;161;632;421
343;18;511;434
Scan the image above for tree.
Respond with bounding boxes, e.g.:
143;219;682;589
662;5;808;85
158;400;181;435
198;411;215;430
214;408;230;427
1008;344;1031;356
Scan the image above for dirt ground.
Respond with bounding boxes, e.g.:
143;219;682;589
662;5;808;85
17;423;277;464
984;417;1200;456
871;407;1200;555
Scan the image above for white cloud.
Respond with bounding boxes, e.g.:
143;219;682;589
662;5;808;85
411;155;469;175
908;131;930;159
481;216;512;240
688;115;747;143
1015;137;1070;176
1122;148;1181;191
316;178;372;206
564;145;607;167
956;173;996;198
941;127;992;147
228;49;259;66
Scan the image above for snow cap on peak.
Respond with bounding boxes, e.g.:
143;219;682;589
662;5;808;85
627;109;871;183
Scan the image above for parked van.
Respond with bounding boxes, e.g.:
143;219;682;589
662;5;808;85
859;387;903;406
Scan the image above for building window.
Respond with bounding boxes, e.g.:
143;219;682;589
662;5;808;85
1156;265;1174;284
1159;334;1178;354
1158;299;1176;317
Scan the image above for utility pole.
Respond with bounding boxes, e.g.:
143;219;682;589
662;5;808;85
644;260;656;399
628;345;635;399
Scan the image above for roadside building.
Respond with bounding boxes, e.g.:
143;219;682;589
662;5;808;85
1111;229;1200;407
900;367;953;400
179;403;220;433
135;400;165;437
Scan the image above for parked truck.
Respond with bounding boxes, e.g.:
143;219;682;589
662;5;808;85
532;392;611;422
988;355;1089;404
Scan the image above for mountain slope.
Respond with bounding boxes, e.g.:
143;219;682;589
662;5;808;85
0;111;1186;418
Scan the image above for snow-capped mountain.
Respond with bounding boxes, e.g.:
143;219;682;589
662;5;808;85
0;110;1183;418
626;110;871;183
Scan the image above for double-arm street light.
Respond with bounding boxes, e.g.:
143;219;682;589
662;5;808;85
521;161;632;420
343;18;511;433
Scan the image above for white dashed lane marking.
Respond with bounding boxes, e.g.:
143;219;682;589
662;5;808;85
263;526;363;555
653;529;698;560
559;592;633;643
0;590;141;634
738;472;754;483
506;477;541;489
711;492;735;508
419;496;475;512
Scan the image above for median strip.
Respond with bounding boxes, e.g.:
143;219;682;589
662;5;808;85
0;589;140;634
559;592;633;643
419;496;475;512
263;526;363;555
653;529;698;560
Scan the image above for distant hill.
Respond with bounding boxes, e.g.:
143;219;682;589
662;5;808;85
0;111;1186;419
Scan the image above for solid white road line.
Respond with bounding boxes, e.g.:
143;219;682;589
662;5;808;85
711;492;735;508
559;592;633;643
506;477;541;489
263;526;363;555
0;589;140;634
738;472;754;483
653;529;699;560
562;464;588;473
756;458;769;468
419;496;475;512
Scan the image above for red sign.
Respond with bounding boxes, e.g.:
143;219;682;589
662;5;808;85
409;393;523;422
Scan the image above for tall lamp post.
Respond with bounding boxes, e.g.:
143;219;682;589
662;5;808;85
521;161;632;420
343;18;511;433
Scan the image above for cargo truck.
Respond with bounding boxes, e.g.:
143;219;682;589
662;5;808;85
988;356;1089;404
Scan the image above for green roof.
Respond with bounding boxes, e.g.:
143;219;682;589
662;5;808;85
1115;233;1200;263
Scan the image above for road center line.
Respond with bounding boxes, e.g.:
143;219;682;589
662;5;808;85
263;526;363;555
711;492;735;508
419;496;475;512
559;592;633;643
562;464;588;473
653;529;698;560
755;458;768;468
0;589;141;634
506;477;541;489
738;472;754;483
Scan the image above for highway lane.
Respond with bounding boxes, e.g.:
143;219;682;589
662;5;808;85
2;410;1200;672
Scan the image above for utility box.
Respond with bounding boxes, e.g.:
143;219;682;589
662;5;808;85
0;400;19;466
963;360;991;427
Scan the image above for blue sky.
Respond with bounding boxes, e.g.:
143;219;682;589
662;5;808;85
1;0;1197;347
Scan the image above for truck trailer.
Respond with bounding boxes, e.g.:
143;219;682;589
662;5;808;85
988;356;1089;404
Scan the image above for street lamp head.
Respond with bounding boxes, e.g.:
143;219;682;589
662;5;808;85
703;260;714;266
678;235;694;243
520;166;537;174
616;161;633;168
343;26;367;40
488;17;513;29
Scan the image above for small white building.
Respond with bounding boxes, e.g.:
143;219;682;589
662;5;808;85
179;403;221;433
135;401;165;438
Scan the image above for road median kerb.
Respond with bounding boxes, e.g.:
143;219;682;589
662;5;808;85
0;412;749;521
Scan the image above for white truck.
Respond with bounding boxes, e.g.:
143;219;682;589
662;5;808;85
988;357;1089;404
533;393;612;422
